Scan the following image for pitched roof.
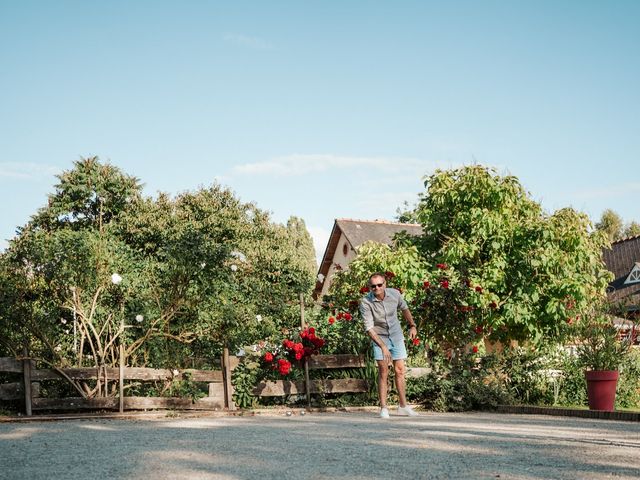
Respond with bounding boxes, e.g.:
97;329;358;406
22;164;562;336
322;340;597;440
602;235;640;305
335;218;423;249
314;219;423;298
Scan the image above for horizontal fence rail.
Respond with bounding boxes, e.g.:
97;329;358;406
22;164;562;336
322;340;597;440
1;353;371;413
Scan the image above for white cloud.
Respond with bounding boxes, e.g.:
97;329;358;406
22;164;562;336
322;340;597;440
0;163;60;180
571;182;640;201
232;154;447;178
223;33;273;50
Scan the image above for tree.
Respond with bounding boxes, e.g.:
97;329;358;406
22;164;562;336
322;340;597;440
596;209;624;242
410;166;612;345
624;221;640;239
0;158;316;397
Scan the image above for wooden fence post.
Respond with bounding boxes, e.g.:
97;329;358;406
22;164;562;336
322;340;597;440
222;348;236;410
300;293;311;407
22;347;32;416
119;343;124;413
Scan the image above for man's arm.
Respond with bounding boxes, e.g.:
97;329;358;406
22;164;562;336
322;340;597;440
367;329;392;364
402;308;417;340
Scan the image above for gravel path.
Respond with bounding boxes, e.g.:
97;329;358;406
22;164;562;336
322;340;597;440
1;411;639;479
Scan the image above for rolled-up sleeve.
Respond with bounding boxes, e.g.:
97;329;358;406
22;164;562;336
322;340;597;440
360;300;374;332
398;293;409;311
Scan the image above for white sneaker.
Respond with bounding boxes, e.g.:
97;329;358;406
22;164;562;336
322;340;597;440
397;406;419;417
379;407;390;419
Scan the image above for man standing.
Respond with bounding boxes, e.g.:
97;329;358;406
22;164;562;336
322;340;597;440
360;272;419;418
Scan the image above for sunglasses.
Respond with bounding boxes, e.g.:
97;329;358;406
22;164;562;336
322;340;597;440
370;283;385;289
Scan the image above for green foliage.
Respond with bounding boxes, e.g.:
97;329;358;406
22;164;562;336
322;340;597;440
595;209;624;242
624;221;640;238
405;352;512;411
0;158;316;388
164;372;207;402
615;348;640;409
232;361;260;409
406;166;610;346
328;242;427;305
576;304;631;370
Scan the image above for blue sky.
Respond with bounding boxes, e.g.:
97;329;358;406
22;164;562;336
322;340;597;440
1;1;639;262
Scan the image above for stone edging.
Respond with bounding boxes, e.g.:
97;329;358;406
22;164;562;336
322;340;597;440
496;405;640;422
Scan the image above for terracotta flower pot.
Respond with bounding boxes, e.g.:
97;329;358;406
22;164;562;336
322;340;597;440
585;370;619;411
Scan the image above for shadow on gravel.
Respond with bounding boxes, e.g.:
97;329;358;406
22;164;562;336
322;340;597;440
1;412;639;479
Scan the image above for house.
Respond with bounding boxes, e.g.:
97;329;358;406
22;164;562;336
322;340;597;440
313;218;422;299
602;235;640;345
602;234;640;312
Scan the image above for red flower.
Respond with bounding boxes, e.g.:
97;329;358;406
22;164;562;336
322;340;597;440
412;338;420;346
440;280;449;289
472;345;479;354
566;317;573;325
278;360;291;375
264;352;274;363
489;301;498;309
436;263;447;270
328;316;335;324
475;286;483;293
295;351;303;360
385;271;396;279
360;286;370;294
337;312;344;320
282;339;294;349
423;281;431;289
308;327;315;335
343;312;352;321
475;325;483;334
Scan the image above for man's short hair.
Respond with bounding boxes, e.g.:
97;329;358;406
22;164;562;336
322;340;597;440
369;272;386;283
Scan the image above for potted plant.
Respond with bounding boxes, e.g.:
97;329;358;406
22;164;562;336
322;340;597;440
574;304;632;411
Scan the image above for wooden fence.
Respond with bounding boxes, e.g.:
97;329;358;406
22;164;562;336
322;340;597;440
0;351;370;415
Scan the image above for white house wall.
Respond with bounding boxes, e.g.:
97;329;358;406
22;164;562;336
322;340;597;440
319;231;357;298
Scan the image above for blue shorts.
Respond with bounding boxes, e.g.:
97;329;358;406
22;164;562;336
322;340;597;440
372;336;407;361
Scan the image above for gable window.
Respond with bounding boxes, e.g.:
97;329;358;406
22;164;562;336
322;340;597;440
624;263;640;285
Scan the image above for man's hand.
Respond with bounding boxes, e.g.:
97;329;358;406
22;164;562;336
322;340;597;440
381;345;392;364
408;325;417;340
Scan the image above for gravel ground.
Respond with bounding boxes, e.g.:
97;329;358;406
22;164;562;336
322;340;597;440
1;410;639;479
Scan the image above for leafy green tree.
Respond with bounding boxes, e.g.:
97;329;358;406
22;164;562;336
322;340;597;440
624;221;640;239
0;158;316;397
409;166;612;345
596;209;624;242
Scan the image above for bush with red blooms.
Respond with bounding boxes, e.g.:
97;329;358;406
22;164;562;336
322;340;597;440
260;327;326;376
411;264;499;350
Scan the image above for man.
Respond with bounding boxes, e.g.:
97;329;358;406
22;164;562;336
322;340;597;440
360;272;419;418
